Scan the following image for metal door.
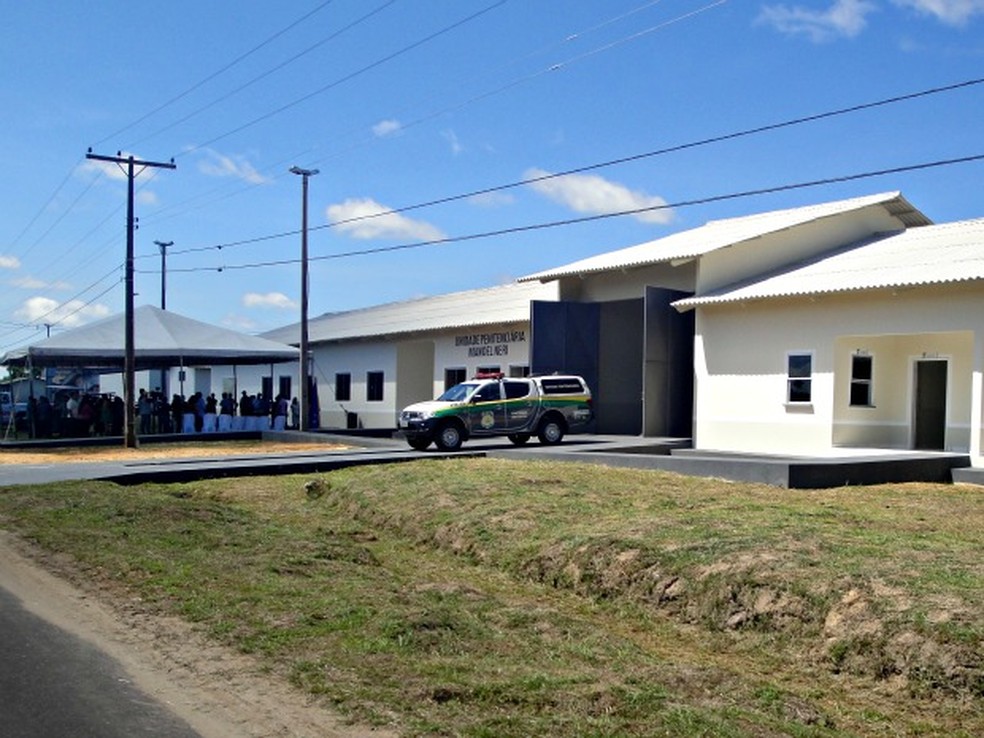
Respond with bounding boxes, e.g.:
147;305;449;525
914;359;947;450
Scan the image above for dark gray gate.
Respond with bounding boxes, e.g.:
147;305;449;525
914;359;947;450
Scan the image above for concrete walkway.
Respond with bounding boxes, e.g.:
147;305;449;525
0;432;973;488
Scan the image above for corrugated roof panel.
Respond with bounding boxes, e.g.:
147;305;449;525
674;218;984;310
262;281;558;344
519;191;928;283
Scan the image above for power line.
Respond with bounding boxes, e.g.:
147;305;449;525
181;0;508;157
4;160;84;257
134;0;725;233
0;265;123;349
151;75;984;261
324;76;984;232
138;151;984;275
94;0;338;147
128;1;398;150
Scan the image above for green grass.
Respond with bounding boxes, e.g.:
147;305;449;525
0;458;982;736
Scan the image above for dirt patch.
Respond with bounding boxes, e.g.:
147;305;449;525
0;441;349;465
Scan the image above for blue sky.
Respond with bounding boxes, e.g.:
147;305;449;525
0;0;981;351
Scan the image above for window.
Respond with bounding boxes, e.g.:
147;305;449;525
261;375;273;400
503;380;533;399
850;354;873;406
278;376;292;400
444;368;466;391
540;377;586;395
509;364;530;378
472;383;501;403
786;352;813;403
335;373;351;402
367;371;384;402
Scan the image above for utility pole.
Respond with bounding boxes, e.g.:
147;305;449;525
86;150;175;449
290;166;319;432
154;240;173;310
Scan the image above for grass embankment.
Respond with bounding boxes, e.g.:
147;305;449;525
0;458;981;737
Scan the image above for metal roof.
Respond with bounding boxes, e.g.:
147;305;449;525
673;218;984;310
2;305;299;368
262;281;558;345
519;192;930;283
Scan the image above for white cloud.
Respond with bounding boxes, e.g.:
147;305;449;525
372;119;402;137
468;191;516;208
326;198;446;241
137;190;158;206
221;313;259;332
442;129;464;155
198;149;270;185
893;0;984;24
11;276;71;290
79;154;132;181
242;292;297;309
757;0;876;41
15;297;110;328
524;168;674;225
0;255;21;269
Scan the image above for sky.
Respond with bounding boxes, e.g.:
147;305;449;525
0;0;981;352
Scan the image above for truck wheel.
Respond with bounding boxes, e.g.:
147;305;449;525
537;416;565;445
407;437;432;451
435;422;464;451
507;433;530;445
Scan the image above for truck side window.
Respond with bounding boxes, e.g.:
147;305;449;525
472;384;501;403
503;380;532;400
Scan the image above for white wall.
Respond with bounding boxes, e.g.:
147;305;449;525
311;342;397;429
557;261;695;303
697;207;905;294
693;283;984;454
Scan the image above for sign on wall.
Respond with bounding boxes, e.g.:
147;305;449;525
454;329;527;358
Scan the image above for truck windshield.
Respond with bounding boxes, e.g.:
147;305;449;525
437;382;479;402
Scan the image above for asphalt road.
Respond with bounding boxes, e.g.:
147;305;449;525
0;586;200;738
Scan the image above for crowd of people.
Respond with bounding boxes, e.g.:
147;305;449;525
24;388;300;439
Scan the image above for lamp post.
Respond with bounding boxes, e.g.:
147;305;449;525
154;240;173;310
154;240;173;401
289;166;319;432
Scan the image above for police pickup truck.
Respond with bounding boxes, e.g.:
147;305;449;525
398;373;593;451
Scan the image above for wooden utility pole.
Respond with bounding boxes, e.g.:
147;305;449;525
85;150;175;448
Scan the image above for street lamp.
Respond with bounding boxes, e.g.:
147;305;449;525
290;166;319;432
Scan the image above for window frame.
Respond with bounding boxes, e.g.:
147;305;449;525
444;367;466;391
334;372;351;402
785;351;814;405
366;371;384;402
849;353;874;407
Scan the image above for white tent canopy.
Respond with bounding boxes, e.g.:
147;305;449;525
1;305;299;370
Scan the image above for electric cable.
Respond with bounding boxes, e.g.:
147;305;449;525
93;0;338;147
127;1;398;150
152;76;984;261
0;265;123;349
136;151;984;275
130;0;724;233
180;0;508;157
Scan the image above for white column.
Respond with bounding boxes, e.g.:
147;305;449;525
970;333;984;464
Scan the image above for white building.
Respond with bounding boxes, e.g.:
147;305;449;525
675;217;984;457
187;189;984;464
255;281;558;430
